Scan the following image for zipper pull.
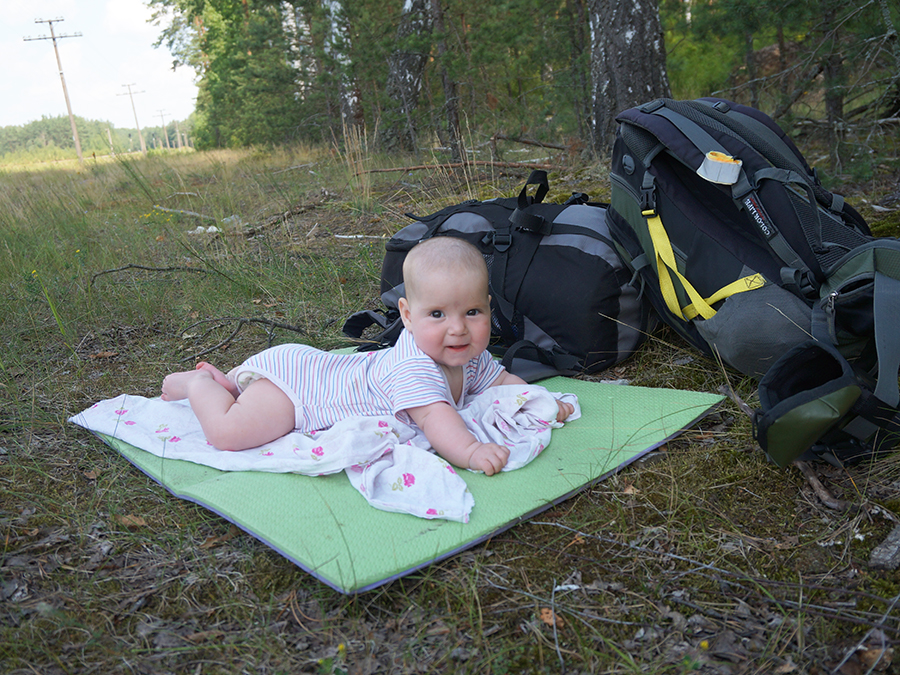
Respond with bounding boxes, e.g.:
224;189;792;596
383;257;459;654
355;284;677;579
824;291;839;344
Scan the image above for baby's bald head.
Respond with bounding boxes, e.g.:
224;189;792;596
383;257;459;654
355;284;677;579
402;237;489;303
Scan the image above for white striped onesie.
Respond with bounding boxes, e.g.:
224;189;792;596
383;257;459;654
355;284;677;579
228;328;505;433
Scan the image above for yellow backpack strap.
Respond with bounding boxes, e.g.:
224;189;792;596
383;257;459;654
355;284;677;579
682;274;765;319
645;210;765;321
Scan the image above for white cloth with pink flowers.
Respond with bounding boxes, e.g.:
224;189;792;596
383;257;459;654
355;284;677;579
69;384;580;523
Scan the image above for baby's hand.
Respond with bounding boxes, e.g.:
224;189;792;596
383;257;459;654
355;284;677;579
467;442;510;476
556;399;575;422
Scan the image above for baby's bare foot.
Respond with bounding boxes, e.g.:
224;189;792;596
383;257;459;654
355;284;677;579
195;362;239;397
160;370;202;401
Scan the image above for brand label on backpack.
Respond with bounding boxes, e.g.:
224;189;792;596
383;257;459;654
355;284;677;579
742;194;777;241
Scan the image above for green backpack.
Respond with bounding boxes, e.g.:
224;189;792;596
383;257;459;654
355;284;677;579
606;96;900;467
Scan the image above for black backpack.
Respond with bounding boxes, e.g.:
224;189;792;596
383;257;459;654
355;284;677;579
343;170;656;381
606;97;900;467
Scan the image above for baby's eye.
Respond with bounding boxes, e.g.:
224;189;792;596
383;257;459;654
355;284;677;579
466;308;482;316
429;310;444;319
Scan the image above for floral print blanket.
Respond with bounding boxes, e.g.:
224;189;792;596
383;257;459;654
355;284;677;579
70;384;579;523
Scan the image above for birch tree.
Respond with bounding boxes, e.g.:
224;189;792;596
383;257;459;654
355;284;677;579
382;0;433;153
322;0;364;128
588;0;671;155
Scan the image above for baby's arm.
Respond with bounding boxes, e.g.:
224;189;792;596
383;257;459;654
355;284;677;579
405;402;509;476
487;370;575;422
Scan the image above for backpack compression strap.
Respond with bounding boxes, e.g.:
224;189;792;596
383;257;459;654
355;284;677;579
643;207;765;321
639;100;810;275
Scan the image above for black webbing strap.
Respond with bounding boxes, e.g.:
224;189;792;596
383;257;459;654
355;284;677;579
499;340;580;379
341;309;403;350
490;170;549;345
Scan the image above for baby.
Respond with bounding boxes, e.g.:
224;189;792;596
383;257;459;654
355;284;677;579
161;237;574;474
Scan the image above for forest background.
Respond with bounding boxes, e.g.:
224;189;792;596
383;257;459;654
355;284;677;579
2;0;899;174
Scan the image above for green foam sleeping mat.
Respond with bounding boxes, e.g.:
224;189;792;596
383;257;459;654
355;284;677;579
89;377;722;593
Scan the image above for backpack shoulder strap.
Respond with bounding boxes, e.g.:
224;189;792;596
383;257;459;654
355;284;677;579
632;98;812;276
341;308;403;350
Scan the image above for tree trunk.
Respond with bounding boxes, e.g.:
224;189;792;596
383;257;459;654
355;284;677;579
588;0;671;156
821;0;844;170
745;31;759;109
323;0;364;129
382;0;433;154
430;0;462;163
566;0;591;145
875;0;900;118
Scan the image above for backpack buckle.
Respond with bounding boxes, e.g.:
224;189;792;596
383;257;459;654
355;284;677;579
640;187;657;216
492;229;512;251
639;172;657;216
509;208;551;236
639;99;665;113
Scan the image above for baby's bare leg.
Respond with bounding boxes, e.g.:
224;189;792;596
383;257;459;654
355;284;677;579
186;375;295;451
161;362;237;401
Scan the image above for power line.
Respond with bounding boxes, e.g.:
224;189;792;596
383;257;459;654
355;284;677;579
24;18;84;166
118;84;147;155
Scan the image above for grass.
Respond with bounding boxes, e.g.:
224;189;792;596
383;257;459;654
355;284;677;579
1;138;899;674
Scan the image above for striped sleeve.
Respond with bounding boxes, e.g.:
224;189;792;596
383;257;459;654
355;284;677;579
374;330;452;422
386;356;452;417
465;351;506;396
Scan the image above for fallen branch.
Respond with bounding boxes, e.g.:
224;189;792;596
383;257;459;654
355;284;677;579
792;460;900;524
91;264;208;287
271;163;315;174
359;160;560;175
717;384;754;419
490;133;567;150
178;316;306;361
253;202;321;233
792;460;847;510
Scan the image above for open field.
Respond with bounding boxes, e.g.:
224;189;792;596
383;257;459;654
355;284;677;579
2;140;900;674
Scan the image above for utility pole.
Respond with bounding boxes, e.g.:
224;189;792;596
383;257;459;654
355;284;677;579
156;110;171;149
24;18;84;166
118;84;147;155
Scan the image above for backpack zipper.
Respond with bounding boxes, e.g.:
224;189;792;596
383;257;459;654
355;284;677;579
824;290;839;344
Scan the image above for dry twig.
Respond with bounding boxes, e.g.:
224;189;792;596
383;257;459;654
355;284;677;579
91;264;208;286
178;316;306;361
792;460;847;510
359;160;560;175
490;133;567;150
715;383;861;516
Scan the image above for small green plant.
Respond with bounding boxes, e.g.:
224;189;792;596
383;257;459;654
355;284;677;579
31;269;73;354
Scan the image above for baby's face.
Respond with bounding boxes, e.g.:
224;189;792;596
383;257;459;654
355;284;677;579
400;269;491;368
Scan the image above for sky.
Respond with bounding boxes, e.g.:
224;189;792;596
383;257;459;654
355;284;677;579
1;0;198;129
